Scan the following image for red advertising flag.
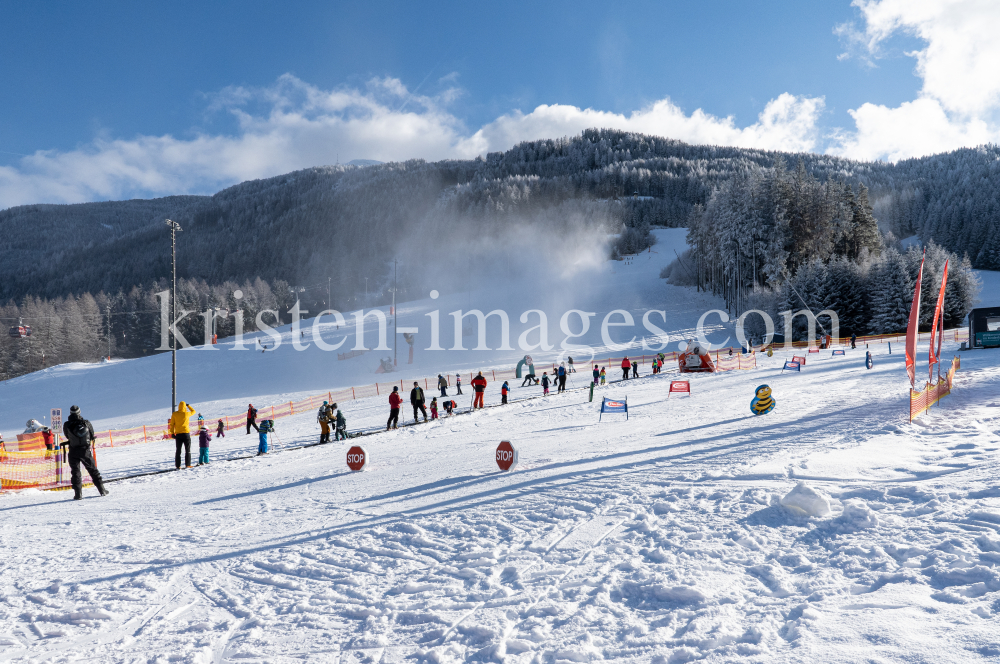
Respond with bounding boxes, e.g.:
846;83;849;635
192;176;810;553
904;251;925;388
928;259;948;383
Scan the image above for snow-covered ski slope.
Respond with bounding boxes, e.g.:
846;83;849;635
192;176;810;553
0;229;718;438
2;231;1000;662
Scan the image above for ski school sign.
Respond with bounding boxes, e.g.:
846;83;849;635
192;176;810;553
782;361;801;372
668;381;690;397
599;396;628;421
346;445;368;471
832;349;845;356
496;440;518;471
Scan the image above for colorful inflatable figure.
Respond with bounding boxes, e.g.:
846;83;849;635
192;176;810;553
865;351;873;370
750;384;775;415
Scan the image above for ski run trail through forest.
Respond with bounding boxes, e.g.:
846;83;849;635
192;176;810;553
2;230;1000;663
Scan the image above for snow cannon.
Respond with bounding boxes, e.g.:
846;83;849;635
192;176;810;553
678;342;716;373
750;385;775;415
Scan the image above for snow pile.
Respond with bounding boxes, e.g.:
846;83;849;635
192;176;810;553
779;482;832;517
835;499;879;531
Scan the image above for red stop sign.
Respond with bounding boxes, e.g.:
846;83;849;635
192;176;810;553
496;440;518;471
346;445;368;472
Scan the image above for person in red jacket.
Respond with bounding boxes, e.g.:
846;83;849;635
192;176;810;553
387;386;402;430
471;371;487;409
621;357;631;381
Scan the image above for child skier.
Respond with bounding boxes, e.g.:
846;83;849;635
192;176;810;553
198;425;212;465
455;374;463;395
333;404;347;440
541;372;550;395
443;399;456;416
501;381;509;404
257;420;272;455
430;397;439;419
593;365;600;385
600;367;606;385
216;419;225;438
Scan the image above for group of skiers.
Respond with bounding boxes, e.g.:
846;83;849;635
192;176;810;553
385;371;492;430
317;401;347;443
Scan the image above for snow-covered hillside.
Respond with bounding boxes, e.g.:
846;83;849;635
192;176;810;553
1;230;1000;662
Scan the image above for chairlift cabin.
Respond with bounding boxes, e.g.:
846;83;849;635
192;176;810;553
8;324;31;339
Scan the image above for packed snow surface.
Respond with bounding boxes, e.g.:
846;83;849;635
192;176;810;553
1;233;999;662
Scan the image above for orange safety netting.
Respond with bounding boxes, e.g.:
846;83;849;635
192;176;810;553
0;448;82;492
910;356;960;422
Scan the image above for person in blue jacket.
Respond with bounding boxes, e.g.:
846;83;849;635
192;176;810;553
257;420;273;455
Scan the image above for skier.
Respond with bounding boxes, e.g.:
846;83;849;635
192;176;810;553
557;363;567;393
198;425;211;465
851;332;857;349
216;419;225;439
621;357;631;381
438;374;448;397
41;427;54;451
521;370;537;387
541;372;550;395
593;365;600;385
168;401;196;469
501;381;509;405
430;397;439;419
600;367;606;385
257;420;272;455
632;359;638;378
410;381;428;422
567;356;576;373
471;371;487;408
387;386;402;430
317;400;332;443
62;405;109;500
443;399;455;416
246;403;259;434
455;374;463;395
334;404;347;441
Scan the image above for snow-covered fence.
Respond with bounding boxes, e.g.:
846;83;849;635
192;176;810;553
910;356;961;422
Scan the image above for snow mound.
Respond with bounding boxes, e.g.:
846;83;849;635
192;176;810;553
835;499;879;530
779;482;832;517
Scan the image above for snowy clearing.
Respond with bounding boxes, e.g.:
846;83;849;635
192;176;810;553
0;235;999;662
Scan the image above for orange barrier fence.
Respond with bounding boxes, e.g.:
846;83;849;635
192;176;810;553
910;356;960;422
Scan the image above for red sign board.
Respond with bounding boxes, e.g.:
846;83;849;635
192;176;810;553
346;445;368;471
668;380;690;397
496;440;518;471
792;355;806;365
807;348;820;353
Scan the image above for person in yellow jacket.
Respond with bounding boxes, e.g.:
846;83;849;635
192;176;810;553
168;401;196;469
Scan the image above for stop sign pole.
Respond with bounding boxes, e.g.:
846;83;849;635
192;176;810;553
346;445;368;472
496;440;518;471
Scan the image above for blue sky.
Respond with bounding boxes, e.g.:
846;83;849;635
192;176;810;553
0;0;997;207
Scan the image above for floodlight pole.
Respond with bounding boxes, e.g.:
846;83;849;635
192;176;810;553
166;219;182;412
393;260;397;367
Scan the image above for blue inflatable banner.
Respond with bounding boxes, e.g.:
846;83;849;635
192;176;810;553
782;361;801;372
832;349;845;356
600;396;628;421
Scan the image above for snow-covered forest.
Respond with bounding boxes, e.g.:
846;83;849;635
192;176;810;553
662;160;980;339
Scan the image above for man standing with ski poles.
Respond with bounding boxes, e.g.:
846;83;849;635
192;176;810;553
62;405;109;500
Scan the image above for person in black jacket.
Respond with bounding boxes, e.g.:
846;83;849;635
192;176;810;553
410;382;428;422
62;405;109;501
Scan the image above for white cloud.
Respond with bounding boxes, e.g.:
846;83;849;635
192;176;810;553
830;0;1000;160
0;75;824;209
5;0;1000;209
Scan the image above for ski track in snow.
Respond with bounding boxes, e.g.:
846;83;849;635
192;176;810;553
0;338;999;662
1;240;998;662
